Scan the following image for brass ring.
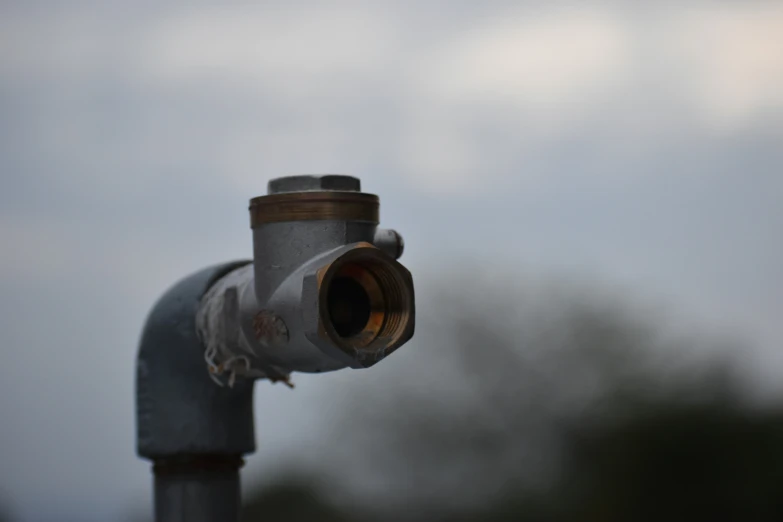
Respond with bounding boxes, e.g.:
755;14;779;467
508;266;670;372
249;191;379;227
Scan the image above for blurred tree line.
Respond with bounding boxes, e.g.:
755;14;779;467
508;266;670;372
241;274;783;522
118;273;782;522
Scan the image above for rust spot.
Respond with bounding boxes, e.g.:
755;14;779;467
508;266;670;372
263;365;295;389
253;310;289;348
270;375;295;389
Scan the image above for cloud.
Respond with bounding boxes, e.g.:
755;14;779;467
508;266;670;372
667;4;783;130
137;4;400;96
4;4;783;198
397;4;783;191
416;9;630;113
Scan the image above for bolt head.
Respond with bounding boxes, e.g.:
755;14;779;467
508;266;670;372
268;175;361;194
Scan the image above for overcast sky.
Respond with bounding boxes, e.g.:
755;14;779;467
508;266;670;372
1;2;782;521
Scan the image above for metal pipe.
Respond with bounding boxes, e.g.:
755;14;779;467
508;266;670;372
136;175;415;522
137;263;255;522
154;457;242;522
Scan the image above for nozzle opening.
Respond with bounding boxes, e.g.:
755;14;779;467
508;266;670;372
321;254;413;351
327;275;372;338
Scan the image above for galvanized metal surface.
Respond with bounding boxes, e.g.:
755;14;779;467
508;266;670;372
251;219;379;304
196;262;296;384
136;261;256;458
197;175;415;377
198;224;415;374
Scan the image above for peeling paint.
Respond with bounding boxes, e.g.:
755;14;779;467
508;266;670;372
253;310;289;348
196;264;291;387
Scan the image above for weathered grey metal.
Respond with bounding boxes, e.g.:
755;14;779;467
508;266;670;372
250;220;378;308
137;262;253;522
136;174;415;522
373;228;405;259
136;261;256;458
197;176;415;378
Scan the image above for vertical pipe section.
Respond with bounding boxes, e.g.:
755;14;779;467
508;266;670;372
153;457;243;522
137;262;255;522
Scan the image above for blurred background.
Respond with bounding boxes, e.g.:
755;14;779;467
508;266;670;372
1;2;782;521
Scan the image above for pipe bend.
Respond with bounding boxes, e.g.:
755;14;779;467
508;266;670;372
136;260;255;460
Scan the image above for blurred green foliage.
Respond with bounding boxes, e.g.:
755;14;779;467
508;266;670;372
241;277;782;522
243;406;783;522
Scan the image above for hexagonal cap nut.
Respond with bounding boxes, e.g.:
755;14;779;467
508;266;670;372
268;175;361;194
301;243;415;368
